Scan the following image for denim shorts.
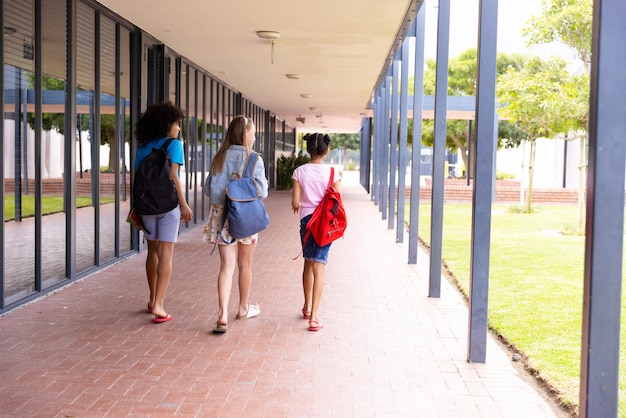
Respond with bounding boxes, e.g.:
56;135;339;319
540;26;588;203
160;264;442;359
300;214;331;264
141;205;181;243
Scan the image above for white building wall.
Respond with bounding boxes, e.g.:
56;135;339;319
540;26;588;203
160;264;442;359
3;120;65;179
496;137;584;189
4;119;129;180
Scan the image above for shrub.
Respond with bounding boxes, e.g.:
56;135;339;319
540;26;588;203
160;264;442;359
507;204;541;214
276;152;310;190
561;222;585;236
496;171;516;180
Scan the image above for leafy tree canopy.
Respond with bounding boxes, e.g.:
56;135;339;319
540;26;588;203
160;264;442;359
419;49;529;155
329;133;359;151
523;0;593;69
422;48;527;96
497;56;585;140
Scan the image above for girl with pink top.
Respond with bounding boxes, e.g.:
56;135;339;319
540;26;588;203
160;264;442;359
291;133;341;331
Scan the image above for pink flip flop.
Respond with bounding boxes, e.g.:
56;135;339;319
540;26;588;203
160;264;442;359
308;319;323;331
153;314;172;323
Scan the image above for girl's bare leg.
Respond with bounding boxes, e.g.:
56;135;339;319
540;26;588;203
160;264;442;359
309;261;326;322
302;260;314;315
217;244;237;324
236;242;257;317
145;240;159;309
151;241;175;318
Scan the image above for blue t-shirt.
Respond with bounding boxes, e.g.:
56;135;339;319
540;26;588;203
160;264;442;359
134;137;185;170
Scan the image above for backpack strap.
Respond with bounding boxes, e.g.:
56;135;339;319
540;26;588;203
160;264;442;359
243;152;259;178
160;137;176;152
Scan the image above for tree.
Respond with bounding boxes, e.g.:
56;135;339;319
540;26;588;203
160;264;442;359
329;133;359;166
420;49;528;178
523;0;592;228
497;57;586;212
523;0;592;71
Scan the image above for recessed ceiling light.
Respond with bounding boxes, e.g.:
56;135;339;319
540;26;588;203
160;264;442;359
285;74;302;79
300;94;313;99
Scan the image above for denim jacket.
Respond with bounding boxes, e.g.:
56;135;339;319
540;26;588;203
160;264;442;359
208;145;269;205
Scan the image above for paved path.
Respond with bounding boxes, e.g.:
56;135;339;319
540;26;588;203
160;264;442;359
0;171;569;417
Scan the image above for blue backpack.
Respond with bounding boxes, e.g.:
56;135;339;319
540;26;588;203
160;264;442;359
222;152;270;240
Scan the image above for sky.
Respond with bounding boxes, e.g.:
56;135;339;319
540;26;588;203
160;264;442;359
422;0;577;62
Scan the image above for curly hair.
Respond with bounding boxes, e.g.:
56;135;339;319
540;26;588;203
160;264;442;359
303;133;331;157
135;102;185;145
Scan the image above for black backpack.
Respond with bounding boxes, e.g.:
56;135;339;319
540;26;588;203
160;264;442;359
132;137;179;215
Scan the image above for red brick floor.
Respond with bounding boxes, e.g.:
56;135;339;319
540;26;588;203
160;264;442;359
0;171;570;417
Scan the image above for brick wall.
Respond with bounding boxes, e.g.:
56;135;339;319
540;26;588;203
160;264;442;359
4;172;130;198
407;179;580;204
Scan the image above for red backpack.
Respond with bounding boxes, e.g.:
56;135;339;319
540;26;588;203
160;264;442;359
303;167;347;248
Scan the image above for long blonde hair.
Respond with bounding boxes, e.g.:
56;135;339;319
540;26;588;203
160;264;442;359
210;116;251;175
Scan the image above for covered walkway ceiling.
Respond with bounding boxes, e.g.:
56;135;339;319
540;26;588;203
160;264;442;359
97;0;422;133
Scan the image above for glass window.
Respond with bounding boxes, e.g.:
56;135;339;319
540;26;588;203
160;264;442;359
99;16;117;262
40;0;67;289
118;26;132;252
75;1;97;273
4;0;37;302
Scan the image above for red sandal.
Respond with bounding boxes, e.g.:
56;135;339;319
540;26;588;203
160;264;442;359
308;319;323;331
302;307;311;319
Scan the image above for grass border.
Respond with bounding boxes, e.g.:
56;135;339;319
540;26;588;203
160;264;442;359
417;235;577;417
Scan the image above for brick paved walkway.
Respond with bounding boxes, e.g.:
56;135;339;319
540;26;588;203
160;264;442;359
0;171;569;417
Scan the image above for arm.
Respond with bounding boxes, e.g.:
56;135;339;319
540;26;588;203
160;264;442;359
332;169;342;192
253;155;269;199
170;162;193;222
291;180;301;214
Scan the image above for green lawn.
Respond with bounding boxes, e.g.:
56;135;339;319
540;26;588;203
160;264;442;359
4;195;114;221
413;203;626;415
